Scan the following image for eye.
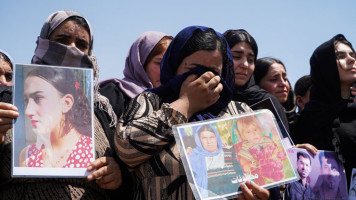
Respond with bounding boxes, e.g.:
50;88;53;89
76;41;89;50
55;38;70;45
33;95;44;104
5;72;12;82
233;56;242;60
336;52;346;59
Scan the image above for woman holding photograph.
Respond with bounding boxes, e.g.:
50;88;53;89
297;34;356;187
19;67;93;168
115;26;270;200
0;10;127;199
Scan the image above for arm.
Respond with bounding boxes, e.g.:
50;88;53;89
115;72;222;168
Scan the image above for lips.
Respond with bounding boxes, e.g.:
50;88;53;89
31;120;38;128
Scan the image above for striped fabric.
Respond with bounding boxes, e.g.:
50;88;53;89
115;92;252;199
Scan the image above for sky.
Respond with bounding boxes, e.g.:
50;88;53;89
1;0;356;88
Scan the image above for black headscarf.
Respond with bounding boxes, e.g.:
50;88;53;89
148;26;234;122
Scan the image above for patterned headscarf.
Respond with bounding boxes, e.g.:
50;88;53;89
0;49;14;69
31;10;117;126
100;31;169;98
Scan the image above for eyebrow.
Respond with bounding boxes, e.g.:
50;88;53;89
231;49;255;56
25;91;43;98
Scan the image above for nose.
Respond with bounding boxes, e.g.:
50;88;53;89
25;99;36;117
0;75;6;86
278;79;288;87
239;57;249;69
347;55;356;65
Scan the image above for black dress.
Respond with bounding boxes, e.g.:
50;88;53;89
296;34;356;187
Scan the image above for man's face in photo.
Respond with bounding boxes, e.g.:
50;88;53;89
320;156;341;190
297;155;312;179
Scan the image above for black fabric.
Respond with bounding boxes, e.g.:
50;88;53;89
296;34;356;188
97;81;134;199
232;76;290;134
0;86;12;103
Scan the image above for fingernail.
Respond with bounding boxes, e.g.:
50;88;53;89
87;166;92;171
88;175;92;180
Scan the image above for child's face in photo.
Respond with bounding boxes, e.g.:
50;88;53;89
242;123;262;144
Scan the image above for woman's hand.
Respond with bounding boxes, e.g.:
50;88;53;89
295;143;318;155
87;157;122;190
350;85;356;103
237;180;270;200
0;102;19;144
171;72;223;119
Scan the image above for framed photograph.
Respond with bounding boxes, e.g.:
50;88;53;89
286;148;348;200
12;64;95;177
250;97;294;148
173;110;297;200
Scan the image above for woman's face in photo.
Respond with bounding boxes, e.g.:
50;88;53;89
335;42;356;86
176;49;223;76
199;130;219;153
231;42;255;87
49;20;90;54
24;76;64;136
259;63;290;103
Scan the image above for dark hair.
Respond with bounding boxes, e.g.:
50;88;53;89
26;67;91;136
65;16;92;53
254;57;286;85
318;151;340;171
144;36;173;69
223;29;258;61
197;124;215;137
333;34;355;53
0;52;13;69
178;28;228;71
294;75;312;97
297;151;311;165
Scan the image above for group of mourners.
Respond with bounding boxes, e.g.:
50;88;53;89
0;10;355;200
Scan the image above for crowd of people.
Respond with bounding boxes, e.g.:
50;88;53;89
0;10;355;200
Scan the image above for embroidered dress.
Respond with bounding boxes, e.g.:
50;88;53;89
26;135;94;168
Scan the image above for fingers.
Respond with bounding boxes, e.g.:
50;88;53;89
87;157;108;172
295;143;318;155
245;180;270;200
239;182;254;199
0;102;18;111
87;157;122;190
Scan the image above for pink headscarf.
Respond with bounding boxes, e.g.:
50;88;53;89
100;31;169;98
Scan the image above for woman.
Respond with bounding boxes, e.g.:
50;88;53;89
115;26;269;200
0;49;13;87
254;57;298;133
99;31;172;119
0;11;123;199
297;34;356;187
19;67;93;168
223;30;291;143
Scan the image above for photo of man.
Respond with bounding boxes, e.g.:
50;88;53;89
312;151;347;200
285;151;313;199
349;168;356;200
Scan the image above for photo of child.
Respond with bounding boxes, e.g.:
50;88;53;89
234;114;287;185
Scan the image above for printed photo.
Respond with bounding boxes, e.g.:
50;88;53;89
12;64;95;177
349;168;356;200
286;148;348;200
174;110;297;200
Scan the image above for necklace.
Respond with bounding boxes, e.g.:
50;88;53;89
43;132;82;168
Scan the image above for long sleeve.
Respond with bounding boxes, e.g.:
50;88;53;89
114;92;187;168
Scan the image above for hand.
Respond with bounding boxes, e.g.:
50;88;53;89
87;157;122;190
350;85;356;103
0;102;19;144
295;143;318;155
171;72;223;119
237;180;269;200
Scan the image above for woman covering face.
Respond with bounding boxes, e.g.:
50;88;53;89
0;49;13;87
21;67;92;168
116;26;269;200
